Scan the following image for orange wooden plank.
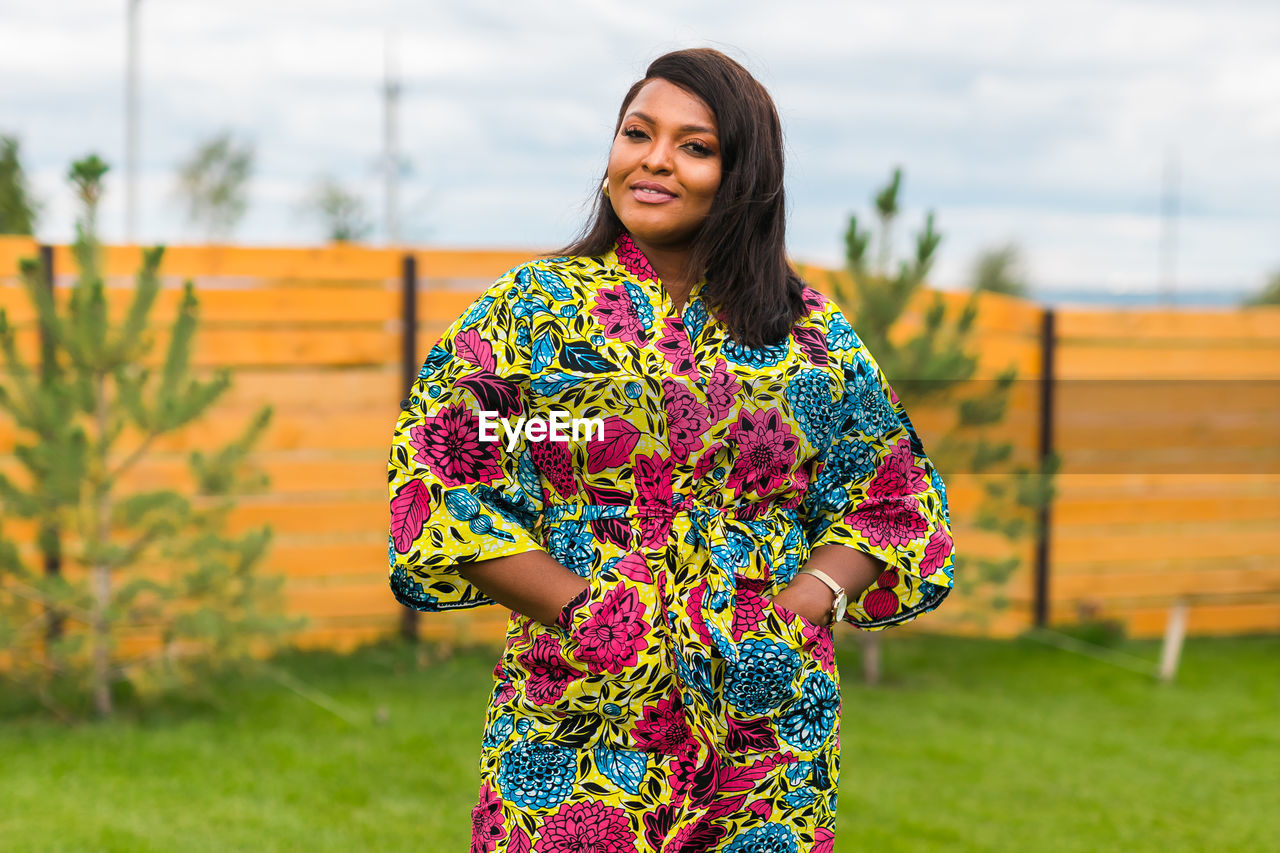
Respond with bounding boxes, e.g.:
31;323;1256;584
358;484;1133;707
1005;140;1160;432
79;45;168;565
0;409;398;455
1051;473;1280;500
1051;527;1280;564
1054;494;1280;526
1057;307;1280;342
0;286;399;325
1053;567;1280;599
1057;345;1280;379
2;326;398;367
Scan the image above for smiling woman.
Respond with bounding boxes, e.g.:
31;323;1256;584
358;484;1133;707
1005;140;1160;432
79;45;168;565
387;47;956;853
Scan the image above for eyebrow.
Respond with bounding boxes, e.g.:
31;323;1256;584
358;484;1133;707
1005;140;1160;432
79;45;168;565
625;111;717;136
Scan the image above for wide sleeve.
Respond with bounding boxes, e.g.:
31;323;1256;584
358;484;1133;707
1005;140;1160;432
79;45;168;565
798;304;956;630
387;266;546;612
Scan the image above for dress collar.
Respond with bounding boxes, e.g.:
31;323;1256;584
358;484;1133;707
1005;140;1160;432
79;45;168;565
607;229;707;313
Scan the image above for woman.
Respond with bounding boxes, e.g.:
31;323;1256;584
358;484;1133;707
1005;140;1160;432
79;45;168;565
387;48;955;852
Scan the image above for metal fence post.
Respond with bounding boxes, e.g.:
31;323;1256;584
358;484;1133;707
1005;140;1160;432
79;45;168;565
398;252;420;642
1033;307;1056;628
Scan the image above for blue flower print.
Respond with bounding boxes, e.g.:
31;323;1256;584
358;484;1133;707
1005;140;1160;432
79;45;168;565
724;823;799;853
784;369;834;449
725;638;800;715
497;740;576;810
723;338;789;369
778;671;840;750
623;281;655;332
546;520;594;578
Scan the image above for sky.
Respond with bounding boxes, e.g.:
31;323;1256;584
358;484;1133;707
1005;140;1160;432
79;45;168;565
2;0;1278;301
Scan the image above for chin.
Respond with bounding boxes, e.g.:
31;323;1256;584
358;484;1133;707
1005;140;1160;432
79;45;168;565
619;218;695;249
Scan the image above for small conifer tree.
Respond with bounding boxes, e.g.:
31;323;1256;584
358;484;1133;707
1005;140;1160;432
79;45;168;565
0;155;299;718
830;167;1056;680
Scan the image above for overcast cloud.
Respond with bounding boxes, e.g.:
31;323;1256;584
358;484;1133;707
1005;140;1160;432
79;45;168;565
2;0;1278;300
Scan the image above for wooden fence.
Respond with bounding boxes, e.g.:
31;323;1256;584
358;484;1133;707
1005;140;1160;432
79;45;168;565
0;237;1276;654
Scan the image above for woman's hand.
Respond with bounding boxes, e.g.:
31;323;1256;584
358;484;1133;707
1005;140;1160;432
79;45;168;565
770;576;836;628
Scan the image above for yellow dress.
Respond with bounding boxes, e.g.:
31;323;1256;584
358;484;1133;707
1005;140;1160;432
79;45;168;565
387;231;955;852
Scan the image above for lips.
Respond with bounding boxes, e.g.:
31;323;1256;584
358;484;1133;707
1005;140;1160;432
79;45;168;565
631;181;676;198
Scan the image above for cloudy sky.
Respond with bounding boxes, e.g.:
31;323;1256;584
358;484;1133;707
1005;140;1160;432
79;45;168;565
2;0;1278;301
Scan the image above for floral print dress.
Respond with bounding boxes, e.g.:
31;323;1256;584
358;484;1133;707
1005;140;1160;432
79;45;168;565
387;231;955;852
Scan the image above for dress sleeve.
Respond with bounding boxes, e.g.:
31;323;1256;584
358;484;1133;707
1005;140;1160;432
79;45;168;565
799;304;956;630
387;266;546;612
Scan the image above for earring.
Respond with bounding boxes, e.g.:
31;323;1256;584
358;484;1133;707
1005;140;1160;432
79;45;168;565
601;177;611;199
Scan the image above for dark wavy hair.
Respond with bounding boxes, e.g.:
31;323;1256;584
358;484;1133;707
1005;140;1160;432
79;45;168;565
550;47;806;347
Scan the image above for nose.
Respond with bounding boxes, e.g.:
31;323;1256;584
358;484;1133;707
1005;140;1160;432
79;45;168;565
642;136;675;174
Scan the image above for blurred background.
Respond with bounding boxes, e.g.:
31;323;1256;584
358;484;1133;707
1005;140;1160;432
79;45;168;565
1;2;1276;851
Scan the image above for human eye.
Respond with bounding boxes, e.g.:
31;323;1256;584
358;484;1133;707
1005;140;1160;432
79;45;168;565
684;140;714;156
623;127;648;140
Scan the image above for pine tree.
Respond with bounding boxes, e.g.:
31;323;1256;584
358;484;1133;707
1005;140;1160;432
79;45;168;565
829;167;1056;680
0;155;300;718
971;243;1029;297
173;130;255;242
0;135;40;236
302;176;373;243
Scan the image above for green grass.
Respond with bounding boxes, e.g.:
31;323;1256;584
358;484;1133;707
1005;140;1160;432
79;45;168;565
1;633;1276;852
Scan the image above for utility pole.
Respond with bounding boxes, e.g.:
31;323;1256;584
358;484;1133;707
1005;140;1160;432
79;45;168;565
125;0;141;243
1158;146;1180;307
383;32;402;247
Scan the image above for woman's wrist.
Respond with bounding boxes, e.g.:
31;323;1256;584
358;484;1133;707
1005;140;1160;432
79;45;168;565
554;583;591;631
774;574;838;627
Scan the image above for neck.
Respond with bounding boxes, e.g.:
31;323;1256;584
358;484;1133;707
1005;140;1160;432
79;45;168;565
631;235;694;309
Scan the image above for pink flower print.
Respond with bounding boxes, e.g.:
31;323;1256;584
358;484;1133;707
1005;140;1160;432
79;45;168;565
389;478;431;553
683;582;715;647
867;436;928;499
656;317;697;377
726;408;799;498
585;415;641;474
730;583;767;640
530;437;577;498
691;440;725;481
590;284;647;345
634;451;676;547
570;583;651;675
846;497;930;547
410;402;502;486
470;783;506;853
664;736;705;807
725;715;779;754
614;230;659;282
802;622;836;670
535;801;637;853
801;286;828;311
633;691;694;754
792;324;829;366
642;805;678;853
864;584;901;619
772;462;810;512
705;359;741;422
920;527;953;577
747;799;773;821
814;826;836;853
517;633;586;705
665;818;729;852
663;379;710;461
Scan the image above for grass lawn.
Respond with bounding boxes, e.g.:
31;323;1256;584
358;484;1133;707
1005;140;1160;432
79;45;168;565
1;632;1276;852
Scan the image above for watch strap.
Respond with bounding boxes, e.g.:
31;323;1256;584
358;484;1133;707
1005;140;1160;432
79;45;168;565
798;567;845;596
798;567;847;626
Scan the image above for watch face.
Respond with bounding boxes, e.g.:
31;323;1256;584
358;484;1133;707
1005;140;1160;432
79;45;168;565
834;592;848;622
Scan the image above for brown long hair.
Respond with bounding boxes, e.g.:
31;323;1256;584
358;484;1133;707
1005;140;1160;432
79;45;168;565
551;48;806;347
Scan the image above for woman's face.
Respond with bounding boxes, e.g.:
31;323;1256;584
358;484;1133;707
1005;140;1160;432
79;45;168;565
605;78;722;253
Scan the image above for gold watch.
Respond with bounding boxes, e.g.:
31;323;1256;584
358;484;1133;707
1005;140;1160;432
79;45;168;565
797;567;847;626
